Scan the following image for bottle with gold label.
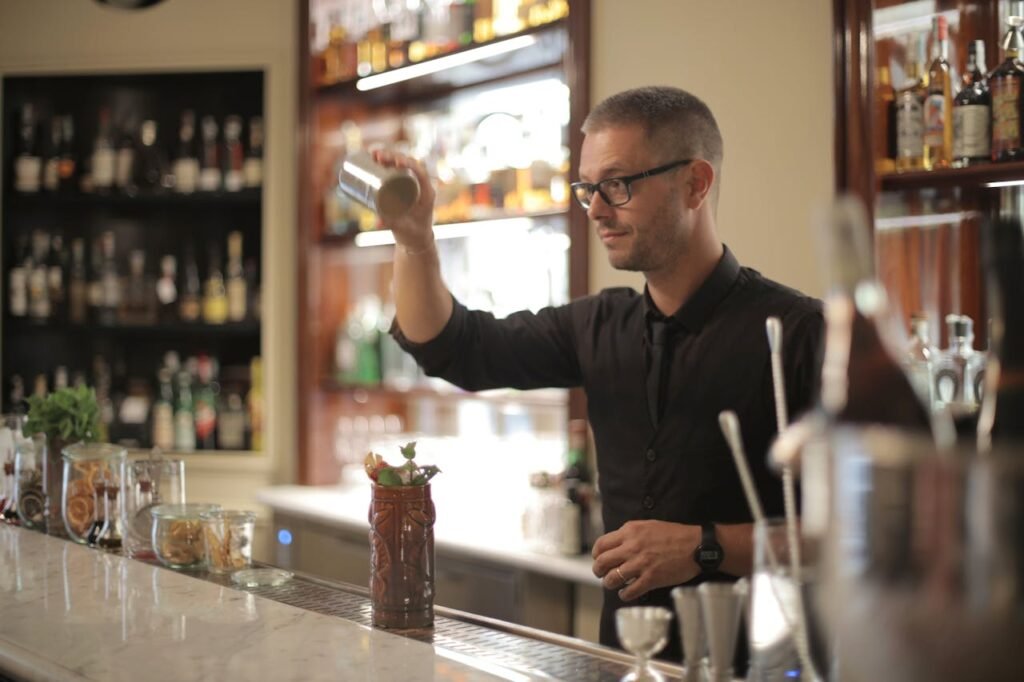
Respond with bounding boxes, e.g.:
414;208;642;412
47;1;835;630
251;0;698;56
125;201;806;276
226;231;247;322
202;244;228;325
923;15;953;170
991;14;1024;161
896;38;928;173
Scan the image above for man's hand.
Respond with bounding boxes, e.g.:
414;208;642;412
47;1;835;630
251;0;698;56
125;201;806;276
370;149;436;252
591;520;701;602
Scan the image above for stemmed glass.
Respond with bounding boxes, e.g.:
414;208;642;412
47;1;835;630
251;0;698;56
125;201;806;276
616;606;674;682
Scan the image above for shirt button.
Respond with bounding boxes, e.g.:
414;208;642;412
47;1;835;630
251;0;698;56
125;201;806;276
643;495;655;510
645;448;656;462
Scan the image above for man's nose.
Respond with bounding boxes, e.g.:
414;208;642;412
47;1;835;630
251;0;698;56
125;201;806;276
586;191;612;221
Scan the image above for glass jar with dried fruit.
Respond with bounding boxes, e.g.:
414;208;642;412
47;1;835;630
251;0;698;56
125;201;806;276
61;443;125;544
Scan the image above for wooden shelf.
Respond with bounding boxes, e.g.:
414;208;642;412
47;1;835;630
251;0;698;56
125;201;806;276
314;21;568;106
879;161;1024;192
5;188;261;208
321;378;567;408
4;317;260;338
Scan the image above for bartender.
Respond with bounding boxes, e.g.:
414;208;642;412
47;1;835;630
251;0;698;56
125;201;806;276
377;85;824;662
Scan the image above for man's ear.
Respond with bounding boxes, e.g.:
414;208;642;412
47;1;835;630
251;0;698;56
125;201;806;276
686;160;715;209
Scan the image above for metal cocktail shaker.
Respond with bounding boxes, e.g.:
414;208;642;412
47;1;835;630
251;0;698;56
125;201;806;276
336;149;420;221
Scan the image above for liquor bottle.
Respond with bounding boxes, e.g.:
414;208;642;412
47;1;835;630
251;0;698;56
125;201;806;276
198;115;222;192
151;368;175;452
172;110;200;194
202;244;229;325
217;390;247;451
903;313;935;411
991;15;1024;161
248;357;264;452
27;231;51;322
91;108;116;193
934;314;984;416
46;233;66;321
134;120;166;192
874;65;897;174
226;231;247;322
173;370;196;453
179;244;202;323
244;116;264;188
87;237;104;322
114;118;137;193
120;250;154;325
977;218;1024;450
223;115;245;192
819;196;933;430
53;366;69;391
57;116;78;192
13;103;42;193
42;117;62;192
896;43;928;173
953;40;991;166
98;231;120;326
474;0;495;43
323;16;350;84
193;355;218;450
8;235;29;318
155;254;178;323
923;15;953;170
68;238;88;324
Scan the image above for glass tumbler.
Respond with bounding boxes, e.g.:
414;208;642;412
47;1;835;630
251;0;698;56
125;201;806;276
120;458;186;560
151;503;220;570
200;510;256;573
61;443;126;544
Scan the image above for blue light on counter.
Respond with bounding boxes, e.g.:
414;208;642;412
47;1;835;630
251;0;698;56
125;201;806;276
277;529;293;546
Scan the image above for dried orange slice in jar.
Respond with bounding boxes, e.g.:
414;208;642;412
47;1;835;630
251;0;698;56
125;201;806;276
65;494;94;538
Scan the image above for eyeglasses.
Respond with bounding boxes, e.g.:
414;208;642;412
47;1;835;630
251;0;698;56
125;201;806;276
570;159;693;210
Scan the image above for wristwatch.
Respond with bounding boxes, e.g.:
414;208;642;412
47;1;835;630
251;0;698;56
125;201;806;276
693;523;724;574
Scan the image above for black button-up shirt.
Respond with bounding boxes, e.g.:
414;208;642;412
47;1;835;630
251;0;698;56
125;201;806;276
393;246;824;659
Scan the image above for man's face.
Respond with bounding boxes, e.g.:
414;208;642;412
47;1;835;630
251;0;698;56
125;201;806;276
578;125;690;274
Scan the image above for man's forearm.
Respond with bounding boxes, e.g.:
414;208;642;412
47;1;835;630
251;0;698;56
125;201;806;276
393;243;455;343
716;522;754;577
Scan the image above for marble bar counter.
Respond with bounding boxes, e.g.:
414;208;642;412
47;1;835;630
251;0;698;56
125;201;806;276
0;524;683;682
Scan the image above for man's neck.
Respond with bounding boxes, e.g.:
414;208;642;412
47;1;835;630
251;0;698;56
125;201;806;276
645;235;724;317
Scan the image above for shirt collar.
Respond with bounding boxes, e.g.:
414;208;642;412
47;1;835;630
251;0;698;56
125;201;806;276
643;245;741;333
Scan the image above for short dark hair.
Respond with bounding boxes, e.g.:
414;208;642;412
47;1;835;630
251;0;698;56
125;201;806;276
582;86;724;172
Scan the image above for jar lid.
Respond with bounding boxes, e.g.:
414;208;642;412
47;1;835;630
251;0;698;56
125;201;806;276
200;509;256;523
231;568;293;588
62;442;127;462
151;503;221;520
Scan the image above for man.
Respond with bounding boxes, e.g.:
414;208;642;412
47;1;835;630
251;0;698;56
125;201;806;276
375;86;823;661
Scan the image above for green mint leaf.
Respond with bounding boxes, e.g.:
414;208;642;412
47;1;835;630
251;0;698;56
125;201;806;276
400;442;417;460
376;468;403;487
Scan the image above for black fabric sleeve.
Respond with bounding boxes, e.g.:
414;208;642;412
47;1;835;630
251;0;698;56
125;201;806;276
390;296;585;392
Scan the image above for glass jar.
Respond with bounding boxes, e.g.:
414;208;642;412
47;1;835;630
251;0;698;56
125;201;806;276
61;443;126;544
200;510;256;573
151;503;220;570
0;414;26;522
120;458;186;560
13;433;46;530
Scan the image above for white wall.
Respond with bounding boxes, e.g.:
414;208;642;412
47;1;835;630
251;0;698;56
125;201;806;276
0;0;300;532
588;0;834;299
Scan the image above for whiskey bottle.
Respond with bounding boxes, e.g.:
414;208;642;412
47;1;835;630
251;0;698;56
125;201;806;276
68;238;88;324
114;117;137;194
223;115;245;192
151;368;175;452
977;218;1024;450
91;108;116;193
42;117;62;192
244;116;264;188
953;40;991;166
155;254;178;323
121;250;154;325
57;116;78;192
172;110;200;194
992;14;1024;161
13;104;42;193
874;65;897;174
896;44;928;172
173;370;196;453
179;243;202;323
226;231;247;322
8;236;29;318
27;231;51;322
198;115;222;192
202;244;229;325
923;15;954;170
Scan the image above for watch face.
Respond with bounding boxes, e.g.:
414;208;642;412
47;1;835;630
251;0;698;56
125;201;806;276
697;548;722;564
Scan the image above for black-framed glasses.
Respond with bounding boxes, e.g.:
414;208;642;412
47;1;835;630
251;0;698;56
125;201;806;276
570;159;693;210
